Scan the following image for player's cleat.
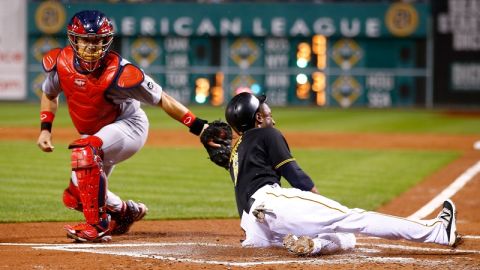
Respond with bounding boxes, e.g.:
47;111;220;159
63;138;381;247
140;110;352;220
283;234;315;256
437;199;460;247
65;215;111;243
109;200;148;235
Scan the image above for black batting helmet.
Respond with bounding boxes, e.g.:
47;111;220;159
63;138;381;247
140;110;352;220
225;92;266;134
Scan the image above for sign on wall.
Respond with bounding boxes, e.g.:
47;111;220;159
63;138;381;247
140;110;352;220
433;0;480;105
0;0;26;100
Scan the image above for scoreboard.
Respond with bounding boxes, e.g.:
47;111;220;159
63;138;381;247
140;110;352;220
28;1;429;107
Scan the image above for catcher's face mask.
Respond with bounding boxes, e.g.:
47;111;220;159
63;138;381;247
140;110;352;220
67;10;114;72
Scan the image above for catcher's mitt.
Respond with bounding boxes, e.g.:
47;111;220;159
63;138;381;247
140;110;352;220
200;120;232;169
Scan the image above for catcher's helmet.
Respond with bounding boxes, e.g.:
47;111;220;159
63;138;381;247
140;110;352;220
67;10;114;72
225;92;266;134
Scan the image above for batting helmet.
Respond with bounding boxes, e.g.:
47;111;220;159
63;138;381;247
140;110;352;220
67;10;114;72
225;92;266;134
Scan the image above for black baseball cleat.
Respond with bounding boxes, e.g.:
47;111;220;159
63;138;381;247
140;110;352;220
437;199;459;247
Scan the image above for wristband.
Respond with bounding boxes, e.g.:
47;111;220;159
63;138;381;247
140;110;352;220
40;111;55;123
189;118;207;136
40;122;53;132
40;111;55;132
181;111;196;127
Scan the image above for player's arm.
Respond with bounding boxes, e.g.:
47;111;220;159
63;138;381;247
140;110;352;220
278;161;318;194
266;128;318;193
157;91;207;136
38;48;63;152
37;92;59;152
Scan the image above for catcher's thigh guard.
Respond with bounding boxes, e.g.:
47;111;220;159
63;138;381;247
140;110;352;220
69;136;107;225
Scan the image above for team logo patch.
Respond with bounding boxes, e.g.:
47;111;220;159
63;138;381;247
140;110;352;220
147;81;154;89
74;78;86;87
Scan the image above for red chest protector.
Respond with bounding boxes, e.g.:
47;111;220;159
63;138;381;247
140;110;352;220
53;46;121;135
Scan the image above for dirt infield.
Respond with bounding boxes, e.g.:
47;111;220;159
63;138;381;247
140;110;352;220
1;128;479;269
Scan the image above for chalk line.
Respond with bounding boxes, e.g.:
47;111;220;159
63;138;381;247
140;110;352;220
408;160;480;220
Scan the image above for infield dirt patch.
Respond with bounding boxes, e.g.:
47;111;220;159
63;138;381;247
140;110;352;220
1;128;479;269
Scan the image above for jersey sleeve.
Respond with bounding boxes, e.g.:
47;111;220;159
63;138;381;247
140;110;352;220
263;128;295;170
106;58;162;105
41;70;62;97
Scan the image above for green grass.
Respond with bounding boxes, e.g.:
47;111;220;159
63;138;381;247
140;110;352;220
2;102;480;134
0;141;459;222
0;102;475;222
293;149;459;209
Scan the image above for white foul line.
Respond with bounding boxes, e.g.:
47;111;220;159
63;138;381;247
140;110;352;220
28;242;475;267
408;160;480;220
1;240;480;267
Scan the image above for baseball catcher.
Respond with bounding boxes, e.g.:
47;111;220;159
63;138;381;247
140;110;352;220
37;10;210;242
200;120;232;169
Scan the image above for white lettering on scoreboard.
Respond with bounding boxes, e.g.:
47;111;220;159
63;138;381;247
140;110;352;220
366;72;394;108
452;63;480;91
112;17;381;38
264;38;289;106
164;37;190;104
437;0;480;51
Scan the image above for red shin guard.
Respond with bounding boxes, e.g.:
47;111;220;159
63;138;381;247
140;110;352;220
69;136;107;225
63;181;82;211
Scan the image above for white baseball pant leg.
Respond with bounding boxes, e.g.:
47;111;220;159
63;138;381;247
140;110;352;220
241;184;449;250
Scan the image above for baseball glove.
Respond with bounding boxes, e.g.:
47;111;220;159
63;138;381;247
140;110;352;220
200;120;232;169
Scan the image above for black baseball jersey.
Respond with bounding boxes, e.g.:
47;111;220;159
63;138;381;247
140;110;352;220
229;127;295;216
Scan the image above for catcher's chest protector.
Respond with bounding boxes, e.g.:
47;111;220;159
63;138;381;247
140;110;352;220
56;46;120;135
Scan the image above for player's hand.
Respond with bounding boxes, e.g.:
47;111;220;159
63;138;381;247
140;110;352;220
200;120;232;169
200;123;222;148
37;130;55;152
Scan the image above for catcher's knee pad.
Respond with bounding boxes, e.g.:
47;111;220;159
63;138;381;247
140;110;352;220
69;136;107;225
63;180;82;211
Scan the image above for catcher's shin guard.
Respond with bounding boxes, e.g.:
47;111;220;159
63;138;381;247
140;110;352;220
69;136;107;225
63;180;82;212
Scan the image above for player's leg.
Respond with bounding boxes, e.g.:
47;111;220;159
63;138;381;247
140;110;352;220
61;120;149;238
107;192;148;235
327;200;458;246
240;208;276;248
62;176;82;212
63;179;147;236
240;186;357;253
64;135;111;242
247;184;458;255
94;109;149;235
256;185;458;249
